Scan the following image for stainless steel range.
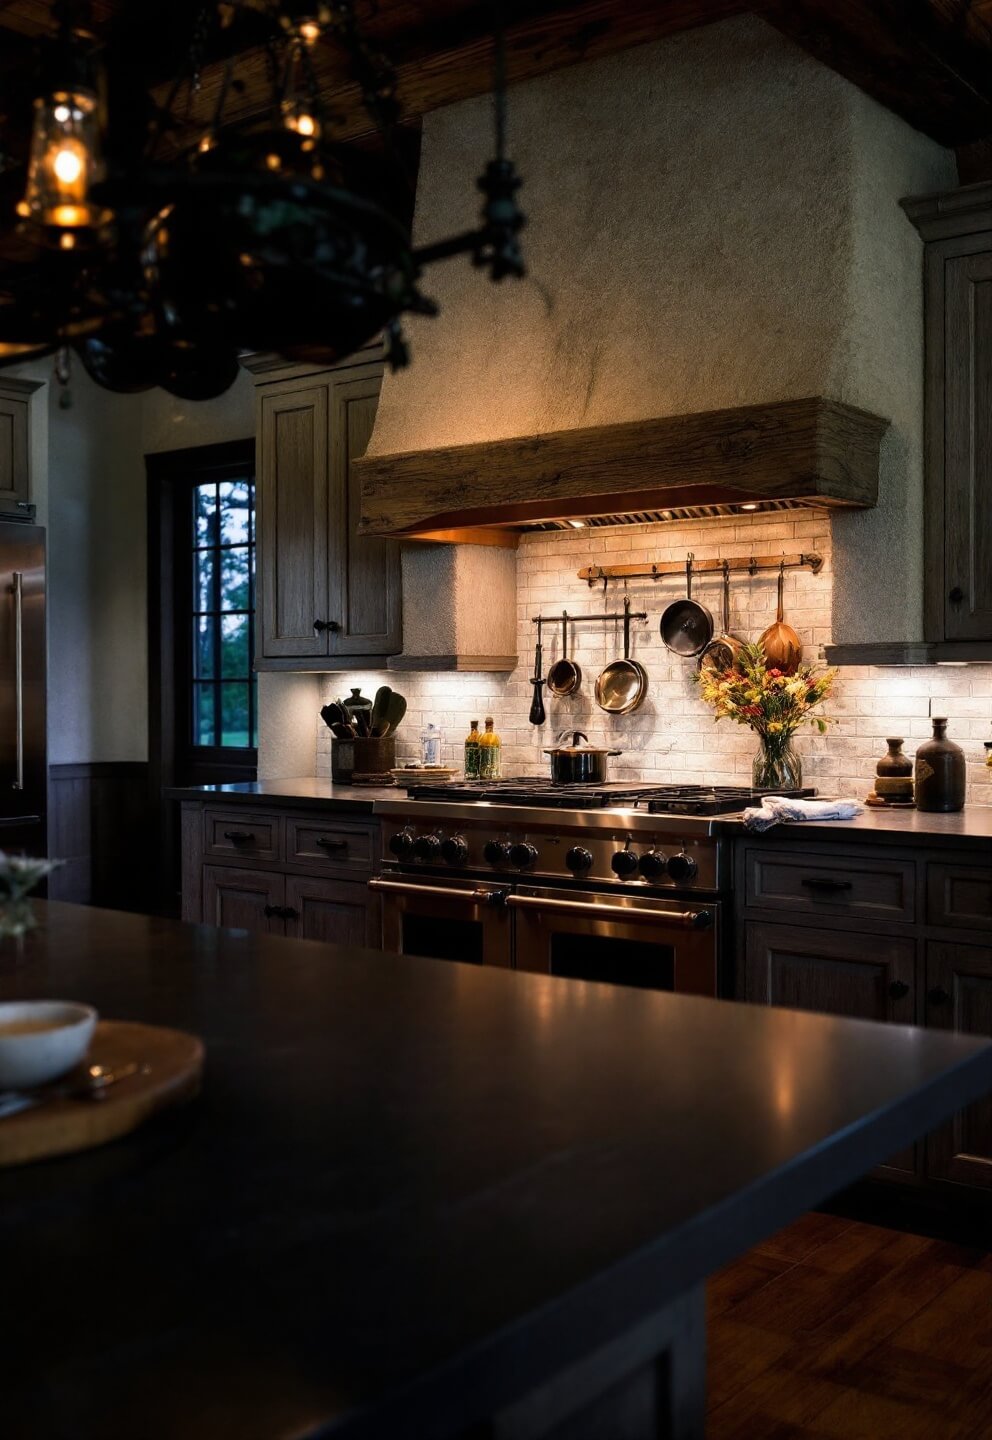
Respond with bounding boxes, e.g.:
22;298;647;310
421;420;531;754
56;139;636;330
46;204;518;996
371;782;814;997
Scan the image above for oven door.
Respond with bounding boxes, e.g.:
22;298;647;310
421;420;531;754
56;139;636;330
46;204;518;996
508;885;719;996
369;873;512;967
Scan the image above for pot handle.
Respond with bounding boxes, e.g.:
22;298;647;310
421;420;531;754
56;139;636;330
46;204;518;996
608;750;622;756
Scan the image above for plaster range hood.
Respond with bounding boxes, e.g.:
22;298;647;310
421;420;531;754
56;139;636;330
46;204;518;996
355;16;956;659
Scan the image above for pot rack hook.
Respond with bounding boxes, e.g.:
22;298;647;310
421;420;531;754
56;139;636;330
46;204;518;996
686;552;694;597
748;555;757;577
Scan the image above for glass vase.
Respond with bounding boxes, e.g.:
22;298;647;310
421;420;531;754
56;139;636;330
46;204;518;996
752;734;802;791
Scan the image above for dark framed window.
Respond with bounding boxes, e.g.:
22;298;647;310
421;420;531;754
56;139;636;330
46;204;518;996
190;476;257;751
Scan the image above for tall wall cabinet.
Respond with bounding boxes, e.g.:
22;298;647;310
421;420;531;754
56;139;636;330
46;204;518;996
905;183;992;654
247;347;401;668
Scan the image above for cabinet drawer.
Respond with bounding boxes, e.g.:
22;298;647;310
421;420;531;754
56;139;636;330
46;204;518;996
203;810;282;863
744;847;914;923
285;817;374;875
928;863;992;934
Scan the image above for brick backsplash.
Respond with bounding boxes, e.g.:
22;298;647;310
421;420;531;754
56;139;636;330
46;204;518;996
316;512;992;805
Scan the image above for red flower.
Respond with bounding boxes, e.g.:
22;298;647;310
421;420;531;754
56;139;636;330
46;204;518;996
767;668;783;678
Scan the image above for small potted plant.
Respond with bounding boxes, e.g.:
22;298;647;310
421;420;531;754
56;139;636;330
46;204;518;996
694;642;836;789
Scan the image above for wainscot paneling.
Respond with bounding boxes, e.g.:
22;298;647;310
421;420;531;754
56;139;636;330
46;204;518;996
48;763;152;911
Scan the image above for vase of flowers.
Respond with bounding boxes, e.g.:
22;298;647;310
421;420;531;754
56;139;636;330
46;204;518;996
0;852;60;953
693;643;836;790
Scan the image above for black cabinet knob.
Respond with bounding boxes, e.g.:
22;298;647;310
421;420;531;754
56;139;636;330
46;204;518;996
566;846;593;873
667;852;698;882
638;851;667;880
888;980;910;999
441;836;469;865
484;840;510;865
223;830;255;845
611;849;639;878
948;587;964;604
928;986;951;1006
509;842;539;869
263;904;280;919
313;619;341;633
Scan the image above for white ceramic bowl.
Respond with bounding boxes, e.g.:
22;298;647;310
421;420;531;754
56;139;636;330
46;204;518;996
0;1000;98;1090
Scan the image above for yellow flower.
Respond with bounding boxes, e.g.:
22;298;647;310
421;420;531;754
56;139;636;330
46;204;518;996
767;721;784;733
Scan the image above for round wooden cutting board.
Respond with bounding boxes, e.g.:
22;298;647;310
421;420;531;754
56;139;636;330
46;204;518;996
0;1020;204;1167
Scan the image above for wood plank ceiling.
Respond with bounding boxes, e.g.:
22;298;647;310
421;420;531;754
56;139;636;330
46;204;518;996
2;1;992;155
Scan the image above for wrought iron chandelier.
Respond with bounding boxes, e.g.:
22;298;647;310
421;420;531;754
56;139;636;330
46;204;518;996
0;0;525;399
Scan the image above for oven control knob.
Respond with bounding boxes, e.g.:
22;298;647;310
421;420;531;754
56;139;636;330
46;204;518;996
441;835;469;865
484;840;510;865
510;842;539;869
413;833;442;862
611;849;639;878
667;851;698;882
565;846;593;873
389;831;415;858
638;851;667;880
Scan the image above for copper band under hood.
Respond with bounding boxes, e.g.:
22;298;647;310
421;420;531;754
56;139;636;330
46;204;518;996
356;395;888;542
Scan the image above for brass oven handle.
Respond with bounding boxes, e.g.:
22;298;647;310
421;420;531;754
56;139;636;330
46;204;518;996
368;878;509;906
506;894;713;929
12;572;23;791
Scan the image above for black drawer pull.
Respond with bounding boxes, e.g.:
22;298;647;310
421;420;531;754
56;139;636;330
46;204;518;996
928;986;951;1006
948;586;964;604
316;837;348;851
801;877;853;893
888;980;910;1000
263;903;280;919
281;906;299;922
313;619;341;634
223;829;255;845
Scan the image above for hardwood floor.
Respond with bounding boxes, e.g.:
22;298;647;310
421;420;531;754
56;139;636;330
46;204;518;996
708;1212;992;1438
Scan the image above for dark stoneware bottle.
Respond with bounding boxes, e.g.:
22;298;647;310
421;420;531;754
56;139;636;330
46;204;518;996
877;738;912;778
914;718;966;813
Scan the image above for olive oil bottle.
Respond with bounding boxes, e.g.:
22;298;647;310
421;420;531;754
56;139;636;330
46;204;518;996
478;716;501;780
464;719;482;779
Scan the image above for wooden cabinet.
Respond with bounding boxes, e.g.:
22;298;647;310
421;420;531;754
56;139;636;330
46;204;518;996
740;837;992;1190
905;186;992;651
743;922;916;1024
925;941;992;1188
255;356;400;667
0;378;42;517
202;865;286;934
183;800;382;948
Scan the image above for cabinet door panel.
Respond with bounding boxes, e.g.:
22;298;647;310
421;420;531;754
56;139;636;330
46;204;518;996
944;252;992;640
327;366;400;656
743;922;916;1023
927;863;992;934
284;874;379;948
744;922;918;1177
258;384;329;657
0;389;29;510
926;941;992;1187
202;865;285;934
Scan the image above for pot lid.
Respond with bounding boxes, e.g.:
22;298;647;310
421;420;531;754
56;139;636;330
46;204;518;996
543;730;615;756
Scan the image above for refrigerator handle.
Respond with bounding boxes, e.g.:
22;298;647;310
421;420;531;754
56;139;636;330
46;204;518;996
12;571;23;791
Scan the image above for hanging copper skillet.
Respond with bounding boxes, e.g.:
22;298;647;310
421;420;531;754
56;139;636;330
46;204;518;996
660;555;714;658
759;560;803;674
596;594;648;713
699;562;745;674
546;611;581;696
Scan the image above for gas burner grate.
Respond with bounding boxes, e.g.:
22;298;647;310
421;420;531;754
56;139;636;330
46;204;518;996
403;779;816;815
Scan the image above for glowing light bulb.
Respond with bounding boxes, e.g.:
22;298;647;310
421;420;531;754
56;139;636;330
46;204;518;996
52;147;83;184
53;104;71;123
295;112;317;137
299;20;321;44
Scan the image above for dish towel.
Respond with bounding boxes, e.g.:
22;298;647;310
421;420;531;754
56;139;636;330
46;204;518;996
742;796;864;832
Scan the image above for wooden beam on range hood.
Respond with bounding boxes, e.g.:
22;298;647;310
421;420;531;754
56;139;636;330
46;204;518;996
356;396;888;541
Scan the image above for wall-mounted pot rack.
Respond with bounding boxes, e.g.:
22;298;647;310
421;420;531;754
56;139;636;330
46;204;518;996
578;551;824;587
530;608;649;626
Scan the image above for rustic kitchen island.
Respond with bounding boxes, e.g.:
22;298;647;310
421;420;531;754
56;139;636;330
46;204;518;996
3;901;992;1439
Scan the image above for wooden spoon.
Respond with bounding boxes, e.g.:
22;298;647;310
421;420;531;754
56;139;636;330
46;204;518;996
759;562;802;675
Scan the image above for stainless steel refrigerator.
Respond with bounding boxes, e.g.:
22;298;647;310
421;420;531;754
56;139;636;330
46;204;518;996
0;523;45;855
